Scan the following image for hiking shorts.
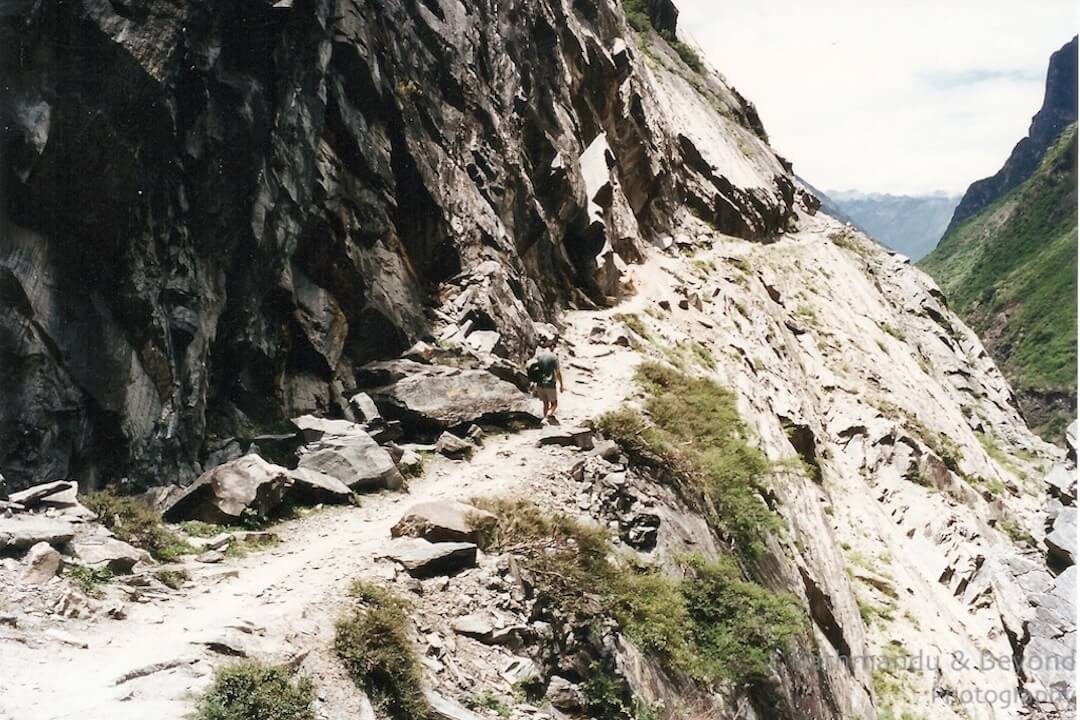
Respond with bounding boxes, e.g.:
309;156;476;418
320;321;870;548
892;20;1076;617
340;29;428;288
536;386;558;403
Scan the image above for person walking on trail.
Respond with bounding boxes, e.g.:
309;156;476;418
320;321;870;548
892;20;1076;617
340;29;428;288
532;335;564;423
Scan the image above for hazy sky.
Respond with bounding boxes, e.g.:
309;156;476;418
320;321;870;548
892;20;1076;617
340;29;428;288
676;0;1077;194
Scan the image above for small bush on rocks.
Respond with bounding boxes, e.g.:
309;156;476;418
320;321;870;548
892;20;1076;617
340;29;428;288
474;497;803;689
334;581;429;720
154;568;189;590
67;565;114;598
679;555;803;684
622;0;652;32
82;490;194;561
193;661;314;720
597;363;780;557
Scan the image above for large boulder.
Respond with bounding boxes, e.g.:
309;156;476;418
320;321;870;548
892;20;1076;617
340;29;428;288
367;366;540;433
382;539;477;577
162;455;291;524
72;536;149;573
391;501;497;544
298;433;403;491
0;516;75;551
287;468;354;505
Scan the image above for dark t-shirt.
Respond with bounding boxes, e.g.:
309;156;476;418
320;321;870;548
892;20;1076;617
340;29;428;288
536;350;559;388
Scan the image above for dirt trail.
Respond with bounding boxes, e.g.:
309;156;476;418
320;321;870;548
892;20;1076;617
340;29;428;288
0;268;662;720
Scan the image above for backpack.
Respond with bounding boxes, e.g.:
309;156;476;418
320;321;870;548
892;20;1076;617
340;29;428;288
526;357;544;383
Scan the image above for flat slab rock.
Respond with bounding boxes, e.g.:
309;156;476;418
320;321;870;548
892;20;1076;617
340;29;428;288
72;536;149;573
287;467;354;504
370;367;541;430
424;690;482;720
9;481;77;508
0;516;75;550
538;426;594;449
382;538;477;577
391;501;497;544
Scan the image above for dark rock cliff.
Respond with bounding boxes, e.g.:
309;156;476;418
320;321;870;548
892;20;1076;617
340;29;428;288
0;0;803;492
946;35;1078;231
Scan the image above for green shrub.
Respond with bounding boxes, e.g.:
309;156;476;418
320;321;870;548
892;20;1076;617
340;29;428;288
474;498;802;689
623;0;652;32
468;690;511;718
880;323;906;341
907;420;964;473
67;565;114;598
82;490;194;561
226;532;281;559
473;497;615;618
614;312;652;341
192;661;314;720
689;341;716;369
181;521;228;538
599;363;781;557
998;518;1035;546
334;582;429;720
154;568;190;590
680;555;803;685
612;568;695;670
670;40;704;73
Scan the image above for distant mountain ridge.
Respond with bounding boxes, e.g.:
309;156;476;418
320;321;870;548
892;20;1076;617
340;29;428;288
822;190;960;261
921;37;1078;441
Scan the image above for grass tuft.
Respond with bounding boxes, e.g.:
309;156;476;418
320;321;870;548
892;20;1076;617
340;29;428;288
83;490;195;561
192;661;314;720
67;565;114;598
596;364;780;557
334;582;429;720
154;569;190;590
473;498;802;689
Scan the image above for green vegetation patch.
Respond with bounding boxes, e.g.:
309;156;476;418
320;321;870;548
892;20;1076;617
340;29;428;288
920;125;1077;440
67;565;114;598
334;581;429;720
83;490;194;561
595;363;781;557
154;568;190;590
192;661;314;720
473;498;802;690
679;555;803;683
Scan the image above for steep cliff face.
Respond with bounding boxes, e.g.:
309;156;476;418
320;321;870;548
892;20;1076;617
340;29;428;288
946;36;1077;232
921;37;1078;442
0;0;804;493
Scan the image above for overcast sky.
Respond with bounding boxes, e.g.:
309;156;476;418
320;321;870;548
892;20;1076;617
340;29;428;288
676;0;1077;195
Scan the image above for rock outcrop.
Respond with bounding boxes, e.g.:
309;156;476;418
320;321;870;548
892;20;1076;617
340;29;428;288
0;0;806;493
162;454;291;524
946;36;1078;230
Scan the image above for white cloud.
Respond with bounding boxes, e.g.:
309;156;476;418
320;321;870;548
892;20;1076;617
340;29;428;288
675;0;1077;194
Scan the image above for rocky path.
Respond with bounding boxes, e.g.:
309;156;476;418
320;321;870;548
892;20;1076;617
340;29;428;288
0;290;646;720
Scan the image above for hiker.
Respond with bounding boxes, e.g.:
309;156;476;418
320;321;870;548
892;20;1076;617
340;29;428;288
529;334;564;422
